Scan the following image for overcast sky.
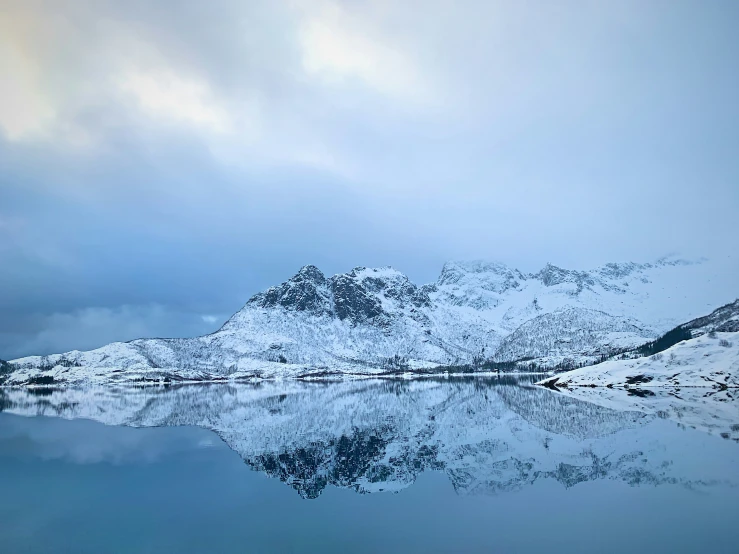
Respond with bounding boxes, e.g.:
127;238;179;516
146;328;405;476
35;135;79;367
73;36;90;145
1;0;738;359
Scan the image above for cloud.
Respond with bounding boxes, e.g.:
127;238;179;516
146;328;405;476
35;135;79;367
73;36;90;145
0;5;56;140
3;305;223;360
0;0;737;358
296;1;431;103
119;69;231;133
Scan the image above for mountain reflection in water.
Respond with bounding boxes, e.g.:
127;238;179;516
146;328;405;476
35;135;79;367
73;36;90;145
1;376;736;499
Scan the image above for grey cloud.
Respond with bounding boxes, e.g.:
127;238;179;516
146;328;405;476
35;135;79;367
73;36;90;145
1;0;738;358
0;305;223;360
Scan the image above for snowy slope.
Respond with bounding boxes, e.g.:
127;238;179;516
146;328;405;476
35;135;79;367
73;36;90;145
493;308;653;367
5;256;737;385
537;331;739;389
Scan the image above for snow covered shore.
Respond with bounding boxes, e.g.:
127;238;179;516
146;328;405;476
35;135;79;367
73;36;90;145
537;331;738;390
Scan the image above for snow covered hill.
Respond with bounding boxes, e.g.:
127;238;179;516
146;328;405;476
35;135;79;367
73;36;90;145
4;256;736;385
537;300;739;389
537;331;739;389
492;308;654;368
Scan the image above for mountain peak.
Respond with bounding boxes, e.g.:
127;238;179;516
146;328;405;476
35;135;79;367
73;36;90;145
247;265;331;314
441;259;514;274
346;266;407;281
437;260;522;286
331;266;429;324
296;264;326;283
242;264;426;326
533;263;592;288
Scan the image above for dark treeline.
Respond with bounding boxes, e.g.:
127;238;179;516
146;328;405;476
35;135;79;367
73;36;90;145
635;326;692;357
0;359;12;385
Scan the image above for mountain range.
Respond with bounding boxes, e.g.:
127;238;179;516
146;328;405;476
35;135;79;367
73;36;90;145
4;255;736;386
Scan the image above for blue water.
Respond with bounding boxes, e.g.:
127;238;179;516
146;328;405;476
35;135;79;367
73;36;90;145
0;379;737;553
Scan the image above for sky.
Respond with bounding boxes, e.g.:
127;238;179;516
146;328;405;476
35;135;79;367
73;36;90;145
1;0;738;359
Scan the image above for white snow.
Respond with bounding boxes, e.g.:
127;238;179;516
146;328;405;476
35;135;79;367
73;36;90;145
537;331;739;389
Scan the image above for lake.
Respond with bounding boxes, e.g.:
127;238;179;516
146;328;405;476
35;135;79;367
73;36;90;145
1;377;737;553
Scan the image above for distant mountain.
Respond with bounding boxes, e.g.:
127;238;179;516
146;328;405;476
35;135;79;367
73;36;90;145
5;256;736;386
492;308;653;368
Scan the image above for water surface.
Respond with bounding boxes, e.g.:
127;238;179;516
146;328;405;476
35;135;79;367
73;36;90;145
1;377;737;553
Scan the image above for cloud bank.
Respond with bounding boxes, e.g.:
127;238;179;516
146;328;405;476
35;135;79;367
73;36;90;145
1;0;738;357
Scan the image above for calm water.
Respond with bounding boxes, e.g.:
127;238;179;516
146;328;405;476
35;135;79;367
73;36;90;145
1;377;738;553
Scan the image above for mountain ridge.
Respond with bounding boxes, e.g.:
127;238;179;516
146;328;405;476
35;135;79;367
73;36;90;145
537;299;739;390
4;255;735;386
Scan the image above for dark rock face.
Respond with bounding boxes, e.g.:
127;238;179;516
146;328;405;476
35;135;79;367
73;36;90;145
717;320;739;333
597;262;643;280
536;264;581;287
410;289;432;309
534;263;595;293
361;273;431;309
247;265;432;327
248;265;332;315
420;283;438;295
331;274;385;324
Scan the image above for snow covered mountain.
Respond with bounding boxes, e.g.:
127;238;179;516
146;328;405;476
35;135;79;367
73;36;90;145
537;300;739;390
492;308;653;368
5;256;736;385
538;330;739;390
